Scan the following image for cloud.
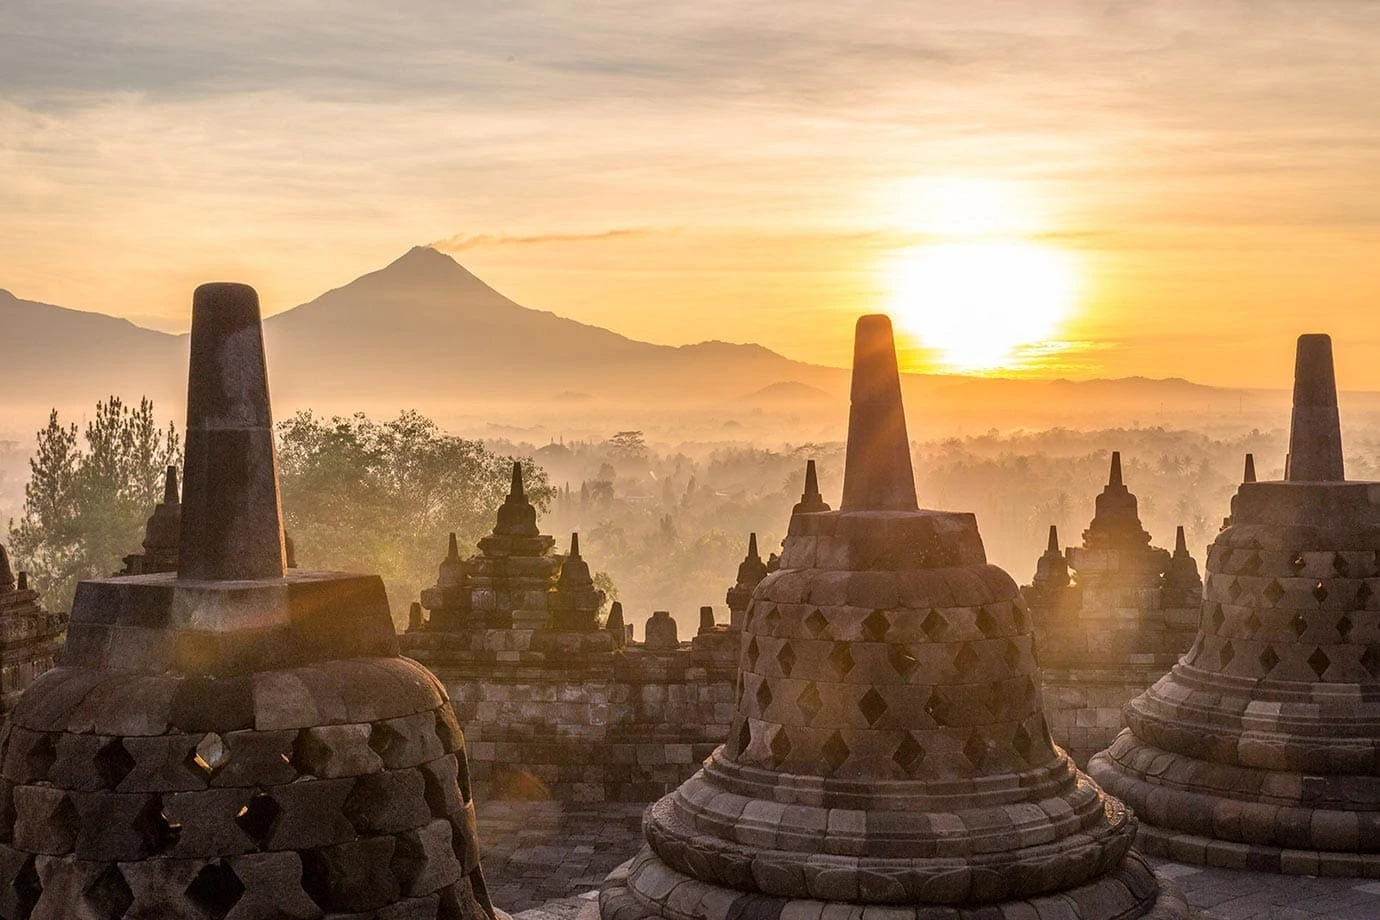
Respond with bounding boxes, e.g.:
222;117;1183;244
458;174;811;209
430;230;658;252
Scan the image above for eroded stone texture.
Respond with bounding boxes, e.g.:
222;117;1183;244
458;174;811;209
1022;458;1200;766
601;314;1186;919
0;546;66;719
1090;333;1380;878
0;283;495;919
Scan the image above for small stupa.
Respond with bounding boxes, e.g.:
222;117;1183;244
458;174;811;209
0;283;496;918
600;315;1186;918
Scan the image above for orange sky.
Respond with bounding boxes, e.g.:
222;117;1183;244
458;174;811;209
3;2;1380;386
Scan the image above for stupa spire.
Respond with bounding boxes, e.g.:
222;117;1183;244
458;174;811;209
1174;524;1188;555
840;315;918;511
1047;523;1060;553
162;465;179;504
1243;453;1256;483
178;282;286;580
510;460;525;499
791;459;831;515
569;532;581;557
1286;333;1344;481
1109;450;1123;487
446;531;460;561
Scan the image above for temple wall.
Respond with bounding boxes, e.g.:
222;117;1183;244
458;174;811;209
1031;586;1199;765
0;589;66;718
403;628;737;802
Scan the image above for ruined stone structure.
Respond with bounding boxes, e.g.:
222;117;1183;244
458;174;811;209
601;315;1186;920
1092;333;1380;878
403;496;739;802
0;283;495;919
725;535;768;632
1022;457;1201;766
0;545;65;719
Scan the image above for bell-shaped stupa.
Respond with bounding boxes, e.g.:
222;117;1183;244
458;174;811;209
600;315;1186;918
1091;333;1380;877
0;283;496;918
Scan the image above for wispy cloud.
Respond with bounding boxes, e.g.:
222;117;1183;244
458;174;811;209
431;229;658;251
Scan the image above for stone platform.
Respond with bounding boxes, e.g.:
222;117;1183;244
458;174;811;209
482;803;1380;920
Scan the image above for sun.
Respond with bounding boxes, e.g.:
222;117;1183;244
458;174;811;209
878;177;1080;373
887;241;1078;373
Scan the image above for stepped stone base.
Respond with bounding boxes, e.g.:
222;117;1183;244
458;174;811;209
599;849;1189;920
1127;823;1380;879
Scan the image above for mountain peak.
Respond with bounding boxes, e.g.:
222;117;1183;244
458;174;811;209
379;245;474;279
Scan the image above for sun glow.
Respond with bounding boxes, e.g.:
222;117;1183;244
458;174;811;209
882;178;1080;373
888;241;1078;373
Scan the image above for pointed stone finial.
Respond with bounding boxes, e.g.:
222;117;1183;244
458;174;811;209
1109;451;1123;487
162;465;180;504
1287;334;1344;482
606;601;627;648
179;282;286;581
1243;453;1256;483
16;572;27;592
747;533;759;558
841;315;918;512
792;459;831;516
1047;524;1060;554
493;461;539;536
1174;525;1188;555
510;460;525;499
570;532;581;558
408;601;425;630
699;606;716;634
446;532;460;561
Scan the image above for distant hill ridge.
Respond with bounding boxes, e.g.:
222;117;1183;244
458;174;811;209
0;245;1316;431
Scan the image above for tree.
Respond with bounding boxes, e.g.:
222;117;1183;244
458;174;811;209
275;410;551;623
8;397;181;610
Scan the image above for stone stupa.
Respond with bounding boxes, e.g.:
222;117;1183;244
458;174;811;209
0;283;496;919
599;315;1186;919
1091;333;1380;877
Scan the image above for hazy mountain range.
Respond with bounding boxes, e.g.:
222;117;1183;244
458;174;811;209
0;246;1353;439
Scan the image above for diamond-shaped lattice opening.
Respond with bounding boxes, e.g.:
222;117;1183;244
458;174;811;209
1021;675;1038;707
769;727;792;763
821;731;850;774
1292;613;1308;638
776;642;798;677
736;720;752;757
186;862;245;919
889;644;918;678
858;688;888;726
1339;614;1354;640
1227;579;1243;602
1308;647;1331;679
1290;553;1306;573
1244;611;1262;636
963;732;992;771
189;732;230;781
235;790;280;848
1313;582;1329;604
83;865;132;918
368;721;405;761
921;609;946;641
10;856;40;917
924;689;950;726
1209;604;1225;632
1259;645;1280;673
1003;639;1022;670
1360;582;1375;607
893;733;925;772
765;607;781;631
828;642;855;677
1363;644;1380;678
1240;552;1262;575
1012;722;1036;763
862;609;890;642
796;683;823;723
1334;554;1352;577
981;681;1006;721
1218;641;1235;669
746;637;760;669
805;609;829;638
1264;580;1286;605
754;680;774;713
953;642;979;677
975;606;997;637
94;738;137;790
25;733;56;782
